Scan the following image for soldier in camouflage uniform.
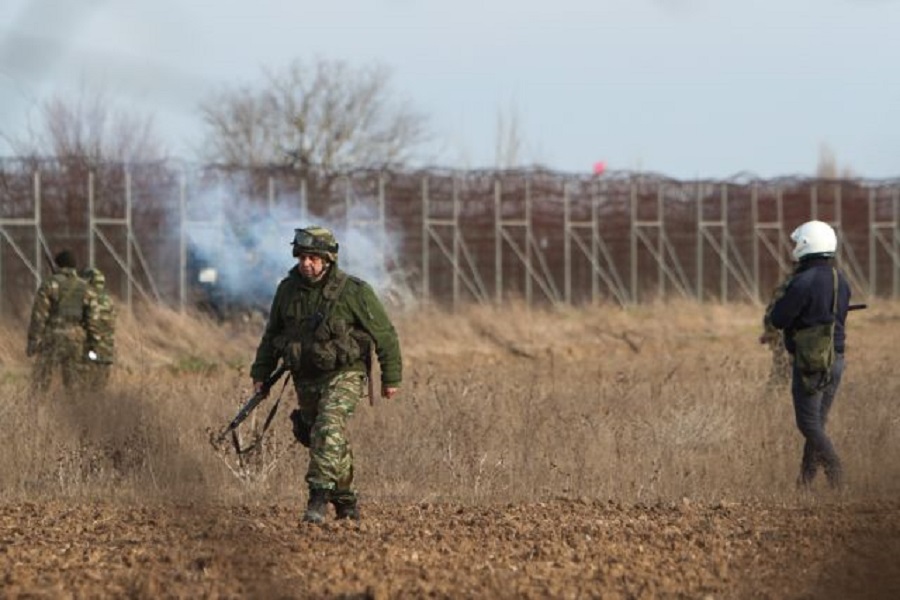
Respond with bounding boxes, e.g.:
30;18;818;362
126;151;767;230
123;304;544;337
80;267;116;389
760;268;797;388
251;226;402;524
26;250;100;392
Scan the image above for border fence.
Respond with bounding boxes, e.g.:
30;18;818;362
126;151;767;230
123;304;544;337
1;159;898;318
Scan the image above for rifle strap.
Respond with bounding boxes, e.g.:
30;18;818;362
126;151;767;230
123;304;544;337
827;267;838;348
831;267;838;318
232;372;293;455
313;270;350;337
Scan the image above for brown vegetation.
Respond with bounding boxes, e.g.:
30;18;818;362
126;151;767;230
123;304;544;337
1;301;898;597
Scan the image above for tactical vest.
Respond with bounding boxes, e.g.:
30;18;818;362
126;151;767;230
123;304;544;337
277;270;371;373
280;272;344;336
53;274;88;324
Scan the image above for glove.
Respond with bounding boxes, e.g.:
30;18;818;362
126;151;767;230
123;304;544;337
26;339;40;357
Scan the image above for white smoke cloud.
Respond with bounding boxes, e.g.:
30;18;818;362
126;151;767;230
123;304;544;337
182;177;407;314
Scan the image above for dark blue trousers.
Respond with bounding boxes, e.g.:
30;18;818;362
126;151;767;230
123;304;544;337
791;354;845;488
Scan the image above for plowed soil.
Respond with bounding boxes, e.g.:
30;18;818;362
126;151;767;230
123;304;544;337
3;499;899;599
3;304;900;598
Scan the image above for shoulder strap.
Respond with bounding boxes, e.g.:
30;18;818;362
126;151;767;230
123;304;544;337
321;270;349;302
827;267;838;346
314;270;350;333
831;267;838;316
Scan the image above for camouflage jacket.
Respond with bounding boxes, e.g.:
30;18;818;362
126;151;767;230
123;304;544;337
251;265;402;386
88;288;117;363
27;268;100;351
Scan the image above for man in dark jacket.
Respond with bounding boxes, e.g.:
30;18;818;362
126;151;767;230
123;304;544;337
768;220;851;489
251;226;402;523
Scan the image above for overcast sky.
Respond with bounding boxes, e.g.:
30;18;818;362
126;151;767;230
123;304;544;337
1;0;898;178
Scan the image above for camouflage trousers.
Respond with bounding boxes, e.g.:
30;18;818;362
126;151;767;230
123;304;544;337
81;363;112;390
293;370;364;505
31;329;86;393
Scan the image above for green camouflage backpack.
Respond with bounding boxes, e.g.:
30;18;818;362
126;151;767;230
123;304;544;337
791;268;837;393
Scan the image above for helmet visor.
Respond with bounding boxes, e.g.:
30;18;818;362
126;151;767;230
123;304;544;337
292;229;338;253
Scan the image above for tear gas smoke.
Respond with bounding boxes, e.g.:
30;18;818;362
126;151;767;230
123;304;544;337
182;182;404;315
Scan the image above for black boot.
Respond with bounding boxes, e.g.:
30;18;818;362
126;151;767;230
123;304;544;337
302;489;330;524
332;494;360;521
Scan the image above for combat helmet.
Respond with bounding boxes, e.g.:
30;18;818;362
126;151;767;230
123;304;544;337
292;226;339;263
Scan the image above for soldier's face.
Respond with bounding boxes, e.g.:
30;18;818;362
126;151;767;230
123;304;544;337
298;253;327;280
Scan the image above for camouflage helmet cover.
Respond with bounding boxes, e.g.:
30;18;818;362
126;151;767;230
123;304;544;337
292;226;339;262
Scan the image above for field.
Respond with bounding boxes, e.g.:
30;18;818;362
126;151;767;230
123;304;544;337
1;301;899;598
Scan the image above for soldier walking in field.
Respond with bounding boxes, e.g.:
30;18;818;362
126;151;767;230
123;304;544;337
250;226;402;523
767;221;850;490
80;267;117;389
26;250;100;393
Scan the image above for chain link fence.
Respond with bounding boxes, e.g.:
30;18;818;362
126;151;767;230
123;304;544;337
1;158;898;318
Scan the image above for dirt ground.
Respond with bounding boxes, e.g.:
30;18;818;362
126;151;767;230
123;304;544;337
2;498;899;599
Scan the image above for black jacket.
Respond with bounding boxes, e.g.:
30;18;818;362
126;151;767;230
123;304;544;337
769;257;851;354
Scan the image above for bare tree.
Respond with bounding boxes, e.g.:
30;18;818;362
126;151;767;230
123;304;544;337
198;58;429;174
9;86;167;166
2;85;171;290
816;142;855;179
495;100;523;169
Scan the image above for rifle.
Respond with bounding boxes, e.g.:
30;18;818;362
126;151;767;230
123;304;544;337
848;303;867;311
41;241;58;275
217;363;289;452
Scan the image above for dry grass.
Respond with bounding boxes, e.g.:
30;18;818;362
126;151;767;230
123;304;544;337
1;300;898;506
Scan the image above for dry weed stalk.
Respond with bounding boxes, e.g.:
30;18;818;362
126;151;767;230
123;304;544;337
206;422;293;487
1;301;898;504
206;389;296;488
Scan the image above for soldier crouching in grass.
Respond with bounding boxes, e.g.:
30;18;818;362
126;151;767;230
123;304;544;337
250;226;402;524
26;250;100;393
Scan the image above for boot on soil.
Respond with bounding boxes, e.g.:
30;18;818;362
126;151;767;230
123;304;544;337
331;492;360;521
302;489;330;524
333;499;360;521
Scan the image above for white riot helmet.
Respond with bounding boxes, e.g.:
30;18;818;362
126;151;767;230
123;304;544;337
790;220;837;261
